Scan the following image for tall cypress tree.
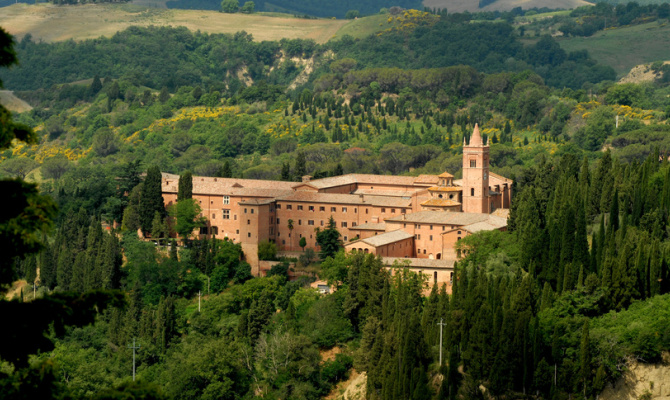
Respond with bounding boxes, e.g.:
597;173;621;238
607;188;619;239
177;170;193;201
139;166;166;235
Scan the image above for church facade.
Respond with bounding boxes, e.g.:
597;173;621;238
161;125;512;287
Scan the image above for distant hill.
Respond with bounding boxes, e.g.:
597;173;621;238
557;21;670;77
421;0;591;13
0;3;346;43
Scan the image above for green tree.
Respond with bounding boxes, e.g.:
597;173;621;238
294;152;306;181
169;199;205;241
299;236;307;251
139;166;166;235
258;240;277;260
221;0;239;13
316;217;342;260
241;0;254;13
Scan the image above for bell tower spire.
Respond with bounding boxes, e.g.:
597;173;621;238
462;124;490;214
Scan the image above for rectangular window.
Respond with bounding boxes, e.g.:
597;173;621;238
470;159;476;168
223;196;230;205
341;222;348;227
223;209;230;219
212;227;218;235
417;249;420;254
308;206;314;211
342;207;347;212
244;208;247;213
287;205;293;210
331;207;336;212
352;222;357;227
298;205;303;211
391;209;395;213
212;213;216;219
418;234;421;240
277;218;280;224
319;206;325;211
430;235;433;241
308;220;315;226
381;208;386;213
251;209;254;214
344;236;348;241
247;219;250;225
299;220;302;225
471;188;475;196
321;220;324;226
247;232;251;238
276;204;281;209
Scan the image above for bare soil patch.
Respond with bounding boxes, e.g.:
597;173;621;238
0;90;33;113
422;0;589;13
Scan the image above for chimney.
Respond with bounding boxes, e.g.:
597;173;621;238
359;194;365;203
302;175;312;182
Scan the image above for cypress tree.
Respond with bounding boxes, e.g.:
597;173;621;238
649;240;661;296
294;152;306;181
139;166;166;235
220;160;232;178
607;188;619;238
573;205;589;269
177;170;193;201
579;322;591;398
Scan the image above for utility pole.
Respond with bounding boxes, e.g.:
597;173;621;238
437;318;447;366
128;338;141;381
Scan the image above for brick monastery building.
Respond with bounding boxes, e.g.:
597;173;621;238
161;125;512;287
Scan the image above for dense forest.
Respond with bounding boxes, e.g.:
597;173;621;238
2;4;670;400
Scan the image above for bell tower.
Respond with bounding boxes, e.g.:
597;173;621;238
462;124;490;214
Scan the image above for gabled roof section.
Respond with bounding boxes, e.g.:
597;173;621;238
385;210;493;226
350;222;386;231
421;199;461;207
358;230;414;247
161;172;295;195
276;192;412;208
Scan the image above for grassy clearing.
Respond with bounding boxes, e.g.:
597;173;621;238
331;14;390;40
0;90;32;113
0;3;348;43
558;21;670;76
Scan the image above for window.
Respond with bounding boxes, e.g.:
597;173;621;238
277;218;280;224
236;230;239;234
417;249;421;254
247;219;250;225
423;249;426;254
276;204;281;209
212;213;216;219
247;233;251;238
223;196;230;205
471;188;475;196
298;205;303;210
442;226;445;231
251;209;254;214
470;159;476;168
298;220;302;225
430;225;433;230
365;209;368;214
457;231;461;234
342;207;347;212
430;235;433;241
309;206;314;211
352;222;357;227
381;208;386;213
287;205;293;210
391;209;395;213
418;234;421;240
344;236;348;241
234;215;237;220
212;227;218;235
341;222;347;227
308;220;315;226
331;207;336;212
244;208;247;213
223;209;230;219
320;220;324;226
282;240;286;245
319;206;325;211
354;208;357;213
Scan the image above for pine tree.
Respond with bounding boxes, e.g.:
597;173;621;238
294;152;306;181
608;188;619;238
177;170;193;200
579;322;591;398
220;160;232;178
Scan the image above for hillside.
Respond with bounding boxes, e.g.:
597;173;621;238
0;90;32;113
558;22;670;77
0;3;347;43
422;0;590;13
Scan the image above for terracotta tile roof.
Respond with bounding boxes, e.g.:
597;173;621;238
438;172;454;178
356;230;414;247
162;172;296;195
421;199;461;207
352;189;416;197
350;223;386;231
492;208;510;219
276;192;412;208
382;257;455;268
238;199;275;205
457;215;508;233
413;175;440;184
385;210;493;225
489;172;513;185
428;186;463;192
